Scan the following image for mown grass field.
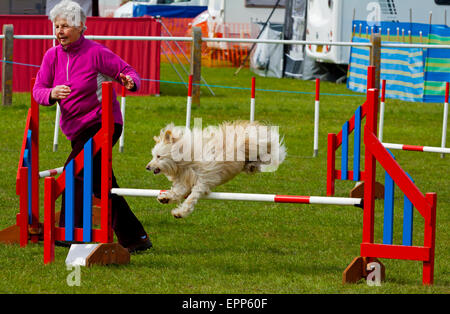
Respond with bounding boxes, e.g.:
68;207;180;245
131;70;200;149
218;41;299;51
0;64;448;294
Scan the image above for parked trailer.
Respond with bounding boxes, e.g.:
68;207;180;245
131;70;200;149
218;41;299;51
306;0;450;64
190;0;286;49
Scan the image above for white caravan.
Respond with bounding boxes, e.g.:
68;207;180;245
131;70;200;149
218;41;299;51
113;0;209;17
191;0;286;49
205;0;286;24
306;0;450;64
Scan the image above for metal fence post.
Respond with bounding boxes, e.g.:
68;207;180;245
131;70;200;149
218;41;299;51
370;32;381;91
2;24;13;106
190;27;202;106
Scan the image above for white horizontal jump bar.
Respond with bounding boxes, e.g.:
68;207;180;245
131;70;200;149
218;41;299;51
11;35;371;46
383;143;450;154
111;188;362;207
308;196;362;206
12;35;190;41
8;34;450;49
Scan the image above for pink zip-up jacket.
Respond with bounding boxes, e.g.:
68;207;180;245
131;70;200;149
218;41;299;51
33;35;141;140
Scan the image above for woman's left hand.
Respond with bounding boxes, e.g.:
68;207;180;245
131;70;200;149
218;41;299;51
120;73;135;90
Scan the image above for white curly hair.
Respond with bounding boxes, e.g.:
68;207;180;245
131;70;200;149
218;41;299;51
49;0;87;32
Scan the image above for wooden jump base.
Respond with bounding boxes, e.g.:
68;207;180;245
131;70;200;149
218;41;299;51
111;188;363;207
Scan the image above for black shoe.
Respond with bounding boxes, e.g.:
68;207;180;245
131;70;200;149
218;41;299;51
126;235;153;253
55;240;84;247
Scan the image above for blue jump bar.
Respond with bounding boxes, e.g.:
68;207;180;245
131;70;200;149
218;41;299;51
23;149;32;225
353;106;361;181
83;139;93;242
341;121;349;180
402;173;414;246
25;130;32;224
65;159;75;241
383;170;395;245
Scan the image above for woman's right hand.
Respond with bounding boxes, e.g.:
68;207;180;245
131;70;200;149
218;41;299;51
51;85;71;100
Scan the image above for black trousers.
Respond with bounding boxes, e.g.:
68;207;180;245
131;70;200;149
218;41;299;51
59;123;147;247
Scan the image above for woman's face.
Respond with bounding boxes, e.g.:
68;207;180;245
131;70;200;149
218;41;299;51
54;17;83;47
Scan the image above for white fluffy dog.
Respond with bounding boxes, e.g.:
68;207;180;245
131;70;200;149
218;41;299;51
146;120;286;218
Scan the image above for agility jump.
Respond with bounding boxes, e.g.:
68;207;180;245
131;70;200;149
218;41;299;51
327;66;437;285
0;79;100;248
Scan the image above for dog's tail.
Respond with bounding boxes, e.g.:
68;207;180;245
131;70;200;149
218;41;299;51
277;136;287;165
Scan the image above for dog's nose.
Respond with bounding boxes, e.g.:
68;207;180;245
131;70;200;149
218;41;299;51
146;165;152;171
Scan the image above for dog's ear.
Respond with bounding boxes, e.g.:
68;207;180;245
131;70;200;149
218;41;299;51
164;130;174;144
153;135;160;143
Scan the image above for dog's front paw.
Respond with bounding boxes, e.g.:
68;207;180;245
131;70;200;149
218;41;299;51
157;196;170;204
157;192;174;204
171;207;191;219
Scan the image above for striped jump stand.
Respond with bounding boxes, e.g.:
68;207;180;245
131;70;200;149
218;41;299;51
0;79;40;246
43;82;129;265
328;66;437;285
0;79;102;251
327;66;383;198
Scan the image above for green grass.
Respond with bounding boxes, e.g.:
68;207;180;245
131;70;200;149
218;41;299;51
0;64;448;293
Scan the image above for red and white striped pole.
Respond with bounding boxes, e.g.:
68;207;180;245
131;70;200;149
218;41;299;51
111;188;363;207
441;82;449;158
39;166;64;179
313;78;320;157
119;86;126;153
378;79;386;141
186;75;193;129
250;77;256;122
382;143;450;154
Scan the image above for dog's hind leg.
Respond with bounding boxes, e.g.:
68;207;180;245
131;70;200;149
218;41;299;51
243;161;261;174
171;184;209;218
